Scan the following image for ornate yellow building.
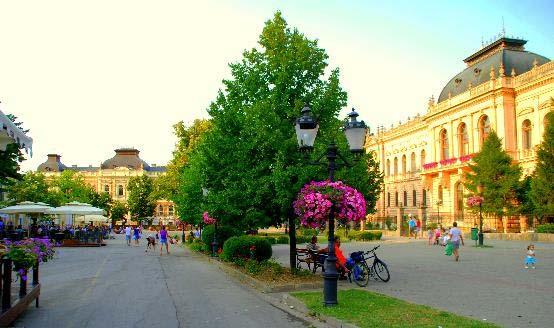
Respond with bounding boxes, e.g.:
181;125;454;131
37;148;177;225
366;36;553;232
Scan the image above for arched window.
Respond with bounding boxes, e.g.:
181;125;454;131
402;155;407;174
412;190;417;207
387;193;390;207
438;185;443;203
420;150;426;167
422;189;427;206
104;185;110;193
403;191;408;207
522;119;532;150
386;159;390;177
439;129;449;160
478;115;491;146
118;185;124;196
455;183;464;211
395;192;398;207
458;123;469;156
410;152;416;172
393;157;398;175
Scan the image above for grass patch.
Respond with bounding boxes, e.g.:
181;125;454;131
292;289;499;328
231;259;321;284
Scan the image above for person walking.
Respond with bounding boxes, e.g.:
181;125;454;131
408;215;416;239
133;226;140;246
524;244;536;269
416;218;422;238
448;222;464;261
159;225;170;256
124;225;132;246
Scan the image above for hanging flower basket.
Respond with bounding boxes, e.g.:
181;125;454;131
203;211;217;225
467;195;484;207
293;180;366;228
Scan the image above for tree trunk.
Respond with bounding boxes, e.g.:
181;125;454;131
288;215;296;273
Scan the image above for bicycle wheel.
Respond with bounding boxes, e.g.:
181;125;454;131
353;262;370;287
373;259;390;282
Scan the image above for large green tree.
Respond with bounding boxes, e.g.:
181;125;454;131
530;111;554;221
464;131;521;218
5;172;61;206
110;201;128;226
177;12;383;269
127;175;155;222
52;170;96;204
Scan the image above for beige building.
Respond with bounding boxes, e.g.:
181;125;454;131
37;148;177;225
366;36;553;232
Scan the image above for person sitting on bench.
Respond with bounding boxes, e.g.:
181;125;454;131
319;235;350;279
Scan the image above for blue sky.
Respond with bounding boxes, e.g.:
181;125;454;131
0;0;552;171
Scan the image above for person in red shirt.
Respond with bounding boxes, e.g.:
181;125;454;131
416;218;422;238
320;235;350;278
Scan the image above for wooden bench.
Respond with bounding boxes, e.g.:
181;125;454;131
296;249;327;273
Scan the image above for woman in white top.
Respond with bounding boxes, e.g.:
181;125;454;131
448;222;464;262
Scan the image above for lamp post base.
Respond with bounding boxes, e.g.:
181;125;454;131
478;232;484;246
323;257;339;306
211;241;218;257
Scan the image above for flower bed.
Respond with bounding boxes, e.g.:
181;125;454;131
459;154;473;162
439;158;458;166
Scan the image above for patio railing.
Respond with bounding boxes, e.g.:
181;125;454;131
0;257;40;326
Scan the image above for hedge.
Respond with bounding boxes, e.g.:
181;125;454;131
201;225;240;251
348;230;383;241
221;235;272;263
536;224;554;234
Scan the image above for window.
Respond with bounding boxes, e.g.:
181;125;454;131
458;123;469;156
393;157;398;175
402;155;407;175
422;189;427;206
438;185;443;203
395;192;398;207
157;205;163;215
412;190;417;207
522;119;532;150
403;191;408;207
455;183;464;211
439;129;449;160
410;152;416;172
386;159;390;177
387;193;390;207
420;150;426;167
168;205;174;215
104;185;110;193
118;185;124;196
478;115;491;146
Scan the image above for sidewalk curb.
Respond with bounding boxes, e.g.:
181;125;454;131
186;247;357;328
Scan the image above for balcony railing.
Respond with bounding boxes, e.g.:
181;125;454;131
422;154;475;172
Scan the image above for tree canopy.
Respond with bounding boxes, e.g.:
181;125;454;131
127;175;155;221
174;12;383;230
464;131;521;217
530;111;554;220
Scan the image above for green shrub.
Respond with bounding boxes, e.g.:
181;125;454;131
221;235;272;263
188;240;206;253
244;259;284;276
299;228;318;237
426;223;438;230
262;236;277;244
347;230;383;241
536;223;554;233
295;235;311;244
276;236;289;244
201;224;240;249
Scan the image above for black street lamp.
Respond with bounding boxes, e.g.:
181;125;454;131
295;104;367;306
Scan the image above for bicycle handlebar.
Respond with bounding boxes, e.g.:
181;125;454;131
363;244;381;254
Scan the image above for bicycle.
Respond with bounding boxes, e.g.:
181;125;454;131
347;245;390;287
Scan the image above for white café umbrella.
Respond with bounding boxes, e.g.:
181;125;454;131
46;201;104;215
46;202;105;226
0;201;53;214
0;201;53;230
75;214;109;223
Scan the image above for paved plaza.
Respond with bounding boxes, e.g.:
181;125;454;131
15;236;306;328
273;237;554;328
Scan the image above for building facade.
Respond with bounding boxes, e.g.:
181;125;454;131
37;148;177;225
366;37;553;232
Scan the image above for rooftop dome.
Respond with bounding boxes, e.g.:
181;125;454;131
438;37;550;103
37;154;67;172
101;148;150;170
